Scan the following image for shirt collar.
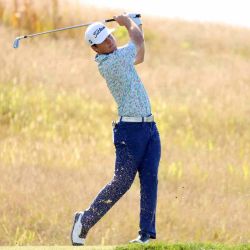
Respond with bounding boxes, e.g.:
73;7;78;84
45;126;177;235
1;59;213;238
95;48;118;63
95;53;108;64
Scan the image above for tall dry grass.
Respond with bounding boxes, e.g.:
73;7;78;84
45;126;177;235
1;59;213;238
0;0;250;246
0;0;116;37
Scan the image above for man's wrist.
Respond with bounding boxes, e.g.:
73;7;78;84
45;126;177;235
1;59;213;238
123;17;133;29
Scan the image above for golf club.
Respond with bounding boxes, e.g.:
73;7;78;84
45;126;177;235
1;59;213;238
13;14;141;49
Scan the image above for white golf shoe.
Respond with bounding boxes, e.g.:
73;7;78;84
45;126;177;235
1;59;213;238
71;212;86;246
129;233;150;244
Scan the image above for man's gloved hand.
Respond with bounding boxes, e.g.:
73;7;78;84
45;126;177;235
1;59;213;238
128;13;142;26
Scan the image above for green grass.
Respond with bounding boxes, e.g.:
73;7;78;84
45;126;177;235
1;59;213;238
0;243;250;250
0;247;113;250
116;243;250;250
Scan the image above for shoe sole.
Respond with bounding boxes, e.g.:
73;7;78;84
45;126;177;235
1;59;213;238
71;212;84;246
129;240;149;244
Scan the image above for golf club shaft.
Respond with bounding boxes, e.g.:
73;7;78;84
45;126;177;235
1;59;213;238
23;14;141;39
23;22;92;39
13;14;141;48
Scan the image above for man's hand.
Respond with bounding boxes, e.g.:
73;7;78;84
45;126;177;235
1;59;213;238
113;14;131;27
113;14;145;65
128;13;142;27
113;14;142;28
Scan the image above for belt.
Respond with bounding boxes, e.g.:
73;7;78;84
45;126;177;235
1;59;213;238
118;115;154;123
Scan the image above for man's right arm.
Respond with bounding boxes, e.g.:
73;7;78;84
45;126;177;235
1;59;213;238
114;15;145;65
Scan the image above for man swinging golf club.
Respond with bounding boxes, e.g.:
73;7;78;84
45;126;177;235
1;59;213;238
71;13;161;246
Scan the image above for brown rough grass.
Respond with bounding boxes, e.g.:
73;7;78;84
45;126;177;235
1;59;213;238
0;0;250;246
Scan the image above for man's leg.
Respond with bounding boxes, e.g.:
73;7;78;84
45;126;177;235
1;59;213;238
138;123;161;239
79;126;138;238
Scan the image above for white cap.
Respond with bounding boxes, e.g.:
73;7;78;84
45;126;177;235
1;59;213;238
84;22;114;46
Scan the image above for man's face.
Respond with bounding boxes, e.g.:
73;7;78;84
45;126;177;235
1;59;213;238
91;34;117;54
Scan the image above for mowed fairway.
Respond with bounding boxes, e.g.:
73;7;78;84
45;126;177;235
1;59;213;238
0;0;250;247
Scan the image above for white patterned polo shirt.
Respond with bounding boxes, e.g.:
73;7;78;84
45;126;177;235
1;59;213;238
95;42;151;117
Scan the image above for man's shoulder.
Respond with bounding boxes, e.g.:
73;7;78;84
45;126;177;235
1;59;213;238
118;42;136;55
95;42;136;71
118;41;136;49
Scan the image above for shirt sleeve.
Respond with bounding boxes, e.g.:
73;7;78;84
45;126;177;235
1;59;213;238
97;42;137;79
120;42;137;61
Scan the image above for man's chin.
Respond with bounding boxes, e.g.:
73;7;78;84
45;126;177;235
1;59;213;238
110;47;117;53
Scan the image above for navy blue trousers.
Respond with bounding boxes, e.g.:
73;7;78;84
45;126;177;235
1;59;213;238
80;121;161;239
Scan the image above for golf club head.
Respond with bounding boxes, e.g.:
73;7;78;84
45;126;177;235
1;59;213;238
13;36;26;49
13;37;21;49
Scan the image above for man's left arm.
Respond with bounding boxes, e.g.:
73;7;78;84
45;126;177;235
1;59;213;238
128;14;145;65
134;24;145;65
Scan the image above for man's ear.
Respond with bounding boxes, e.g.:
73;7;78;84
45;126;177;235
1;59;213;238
91;44;98;53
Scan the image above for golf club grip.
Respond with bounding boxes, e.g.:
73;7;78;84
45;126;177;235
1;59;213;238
105;14;141;23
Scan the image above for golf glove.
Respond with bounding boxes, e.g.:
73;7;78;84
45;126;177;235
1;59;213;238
128;13;142;26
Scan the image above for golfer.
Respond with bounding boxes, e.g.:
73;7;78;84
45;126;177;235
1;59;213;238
71;13;161;245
